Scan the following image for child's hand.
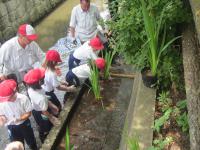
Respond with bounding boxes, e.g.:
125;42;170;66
48;101;59;116
55;67;61;76
0;115;7;126
67;85;76;92
49;116;61;126
61;81;69;86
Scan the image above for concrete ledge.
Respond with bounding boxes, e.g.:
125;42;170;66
40;82;88;150
189;0;200;42
119;73;156;150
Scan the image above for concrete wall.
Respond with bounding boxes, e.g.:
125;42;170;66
0;0;64;43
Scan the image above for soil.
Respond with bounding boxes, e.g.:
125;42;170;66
153;90;190;150
56;65;134;150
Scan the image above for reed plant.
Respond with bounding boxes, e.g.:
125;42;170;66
89;61;102;100
65;127;74;150
127;137;140;150
103;50;116;79
140;0;181;76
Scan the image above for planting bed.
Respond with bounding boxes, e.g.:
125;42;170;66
56;65;134;150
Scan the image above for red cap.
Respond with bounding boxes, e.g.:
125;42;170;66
46;50;62;62
24;68;45;84
0;79;17;102
89;37;104;50
18;24;38;41
95;58;106;70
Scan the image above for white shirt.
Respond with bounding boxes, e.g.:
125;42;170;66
72;64;91;79
43;69;60;92
0;93;33;126
70;3;100;42
28;88;48;112
73;41;97;63
0;36;44;82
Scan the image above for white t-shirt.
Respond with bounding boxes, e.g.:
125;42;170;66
43;69;60;92
70;3;101;42
0;93;33;126
28;88;48;112
72;64;91;79
0;36;44;82
73;41;97;63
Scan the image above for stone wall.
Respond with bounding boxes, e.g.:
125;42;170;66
0;0;64;43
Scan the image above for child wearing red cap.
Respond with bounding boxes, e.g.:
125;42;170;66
66;58;106;86
0;79;38;150
68;36;104;70
24;68;60;143
43;50;76;110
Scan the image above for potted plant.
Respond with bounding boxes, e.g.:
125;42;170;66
140;0;181;87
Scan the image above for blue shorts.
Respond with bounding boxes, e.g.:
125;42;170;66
7;119;38;150
68;54;81;70
65;70;80;86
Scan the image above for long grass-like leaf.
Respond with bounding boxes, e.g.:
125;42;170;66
104;50;116;79
66;127;70;150
140;0;181;76
89;61;101;100
127;137;140;150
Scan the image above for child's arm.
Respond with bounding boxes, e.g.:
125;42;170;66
16;112;31;122
60;81;69;86
48;101;59;116
56;84;76;92
42;111;60;126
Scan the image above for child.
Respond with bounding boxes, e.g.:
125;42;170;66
66;58;105;86
24;68;60;143
68;36;104;70
0;79;38;150
43;50;75;111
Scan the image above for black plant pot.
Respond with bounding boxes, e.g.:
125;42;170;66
141;67;157;88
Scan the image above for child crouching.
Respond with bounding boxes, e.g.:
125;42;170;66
43;50;76;111
66;58;106;86
68;36;104;70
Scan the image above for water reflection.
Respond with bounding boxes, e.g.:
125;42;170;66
35;0;80;51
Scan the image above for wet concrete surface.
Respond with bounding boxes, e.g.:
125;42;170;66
56;65;134;150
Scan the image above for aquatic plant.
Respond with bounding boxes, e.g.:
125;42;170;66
103;50;116;79
89;61;101;100
140;0;181;76
127;137;140;150
65;127;74;150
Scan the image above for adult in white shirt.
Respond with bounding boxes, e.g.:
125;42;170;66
66;58;105;86
68;36;104;70
0;24;45;83
0;79;37;150
69;0;101;43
